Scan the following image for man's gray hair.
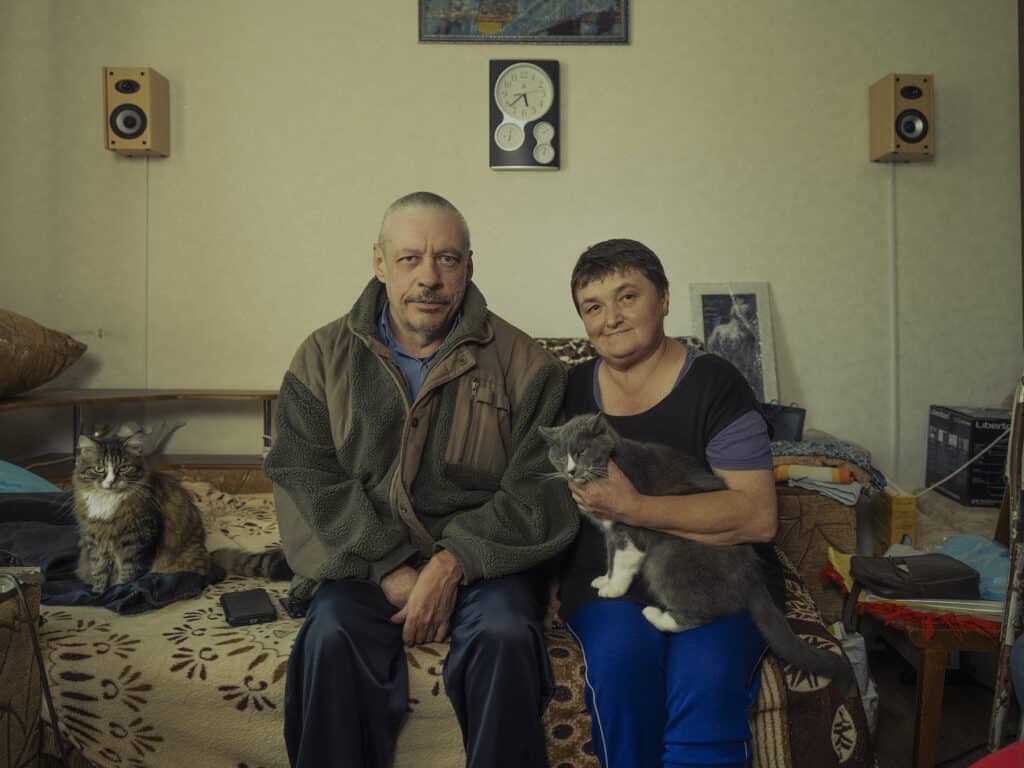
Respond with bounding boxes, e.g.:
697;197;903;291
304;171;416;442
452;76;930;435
377;191;471;253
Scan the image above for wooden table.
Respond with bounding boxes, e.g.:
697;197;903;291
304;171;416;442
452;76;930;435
901;622;1001;768
1;388;277;490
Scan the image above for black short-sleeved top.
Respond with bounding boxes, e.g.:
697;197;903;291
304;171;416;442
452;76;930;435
558;351;785;621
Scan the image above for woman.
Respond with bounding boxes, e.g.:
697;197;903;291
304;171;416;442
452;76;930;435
558;239;782;768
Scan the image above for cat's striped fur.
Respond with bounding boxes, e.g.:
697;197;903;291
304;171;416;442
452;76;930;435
72;434;290;593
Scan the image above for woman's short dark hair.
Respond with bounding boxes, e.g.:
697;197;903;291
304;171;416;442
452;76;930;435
570;238;669;313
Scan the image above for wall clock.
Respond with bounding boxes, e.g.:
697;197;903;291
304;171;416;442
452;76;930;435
489;60;560;170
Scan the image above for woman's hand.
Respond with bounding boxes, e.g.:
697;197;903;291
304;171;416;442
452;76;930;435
570;460;643;524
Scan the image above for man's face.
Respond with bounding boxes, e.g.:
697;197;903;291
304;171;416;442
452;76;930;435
373;206;473;354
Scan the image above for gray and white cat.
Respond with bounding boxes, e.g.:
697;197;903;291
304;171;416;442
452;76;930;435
539;412;853;695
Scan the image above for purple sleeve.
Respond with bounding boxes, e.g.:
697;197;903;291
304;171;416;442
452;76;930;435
705;410;773;471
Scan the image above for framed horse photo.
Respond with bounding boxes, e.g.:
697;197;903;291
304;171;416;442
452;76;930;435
689;282;779;403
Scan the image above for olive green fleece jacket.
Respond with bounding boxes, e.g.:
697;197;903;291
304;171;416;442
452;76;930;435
264;278;578;603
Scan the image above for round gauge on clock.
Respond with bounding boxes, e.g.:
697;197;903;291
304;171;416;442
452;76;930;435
533;121;555;144
532;143;555;165
494;122;525;152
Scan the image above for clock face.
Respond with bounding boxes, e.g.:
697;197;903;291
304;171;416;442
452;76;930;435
494;122;524;152
494;63;554;123
533;121;555;144
532;143;555;165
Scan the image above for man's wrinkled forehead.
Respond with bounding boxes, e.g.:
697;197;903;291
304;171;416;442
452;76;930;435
379;205;469;255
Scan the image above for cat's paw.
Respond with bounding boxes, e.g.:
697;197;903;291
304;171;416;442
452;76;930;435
598;580;628;598
590;575;611;590
642;606;682;633
89;578;109;595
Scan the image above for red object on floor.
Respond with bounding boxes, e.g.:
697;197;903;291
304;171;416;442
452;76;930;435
969;741;1024;767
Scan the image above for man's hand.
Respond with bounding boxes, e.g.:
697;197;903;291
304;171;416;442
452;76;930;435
390;550;463;646
380;565;419;610
570;460;643;523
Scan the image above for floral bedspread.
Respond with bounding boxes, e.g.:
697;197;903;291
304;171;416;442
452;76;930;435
37;482;872;768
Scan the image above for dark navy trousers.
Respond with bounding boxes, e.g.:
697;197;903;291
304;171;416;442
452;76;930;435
284;574;552;768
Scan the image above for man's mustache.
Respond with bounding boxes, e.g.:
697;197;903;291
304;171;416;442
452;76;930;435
407;292;450;304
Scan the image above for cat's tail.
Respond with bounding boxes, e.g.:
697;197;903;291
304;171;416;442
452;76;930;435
748;586;854;698
211;547;293;581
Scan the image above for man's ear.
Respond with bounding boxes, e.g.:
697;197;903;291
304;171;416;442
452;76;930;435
661;286;670;317
372;243;387;283
466;251;474;282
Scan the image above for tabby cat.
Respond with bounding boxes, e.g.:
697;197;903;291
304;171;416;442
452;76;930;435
539;412;853;696
72;434;290;593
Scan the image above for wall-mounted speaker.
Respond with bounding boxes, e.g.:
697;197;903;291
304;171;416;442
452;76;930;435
103;67;170;157
869;73;933;163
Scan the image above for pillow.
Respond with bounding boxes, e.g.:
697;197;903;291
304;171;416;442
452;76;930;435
0;309;87;397
0;460;62;493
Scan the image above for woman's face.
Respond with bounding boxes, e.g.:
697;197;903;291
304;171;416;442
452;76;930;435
575;268;669;365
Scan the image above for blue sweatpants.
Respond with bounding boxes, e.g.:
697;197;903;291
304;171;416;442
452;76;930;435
567;600;767;768
284;574;552;768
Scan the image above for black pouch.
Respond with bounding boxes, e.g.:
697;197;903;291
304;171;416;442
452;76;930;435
842;553;980;632
850;553;980;600
760;401;806;442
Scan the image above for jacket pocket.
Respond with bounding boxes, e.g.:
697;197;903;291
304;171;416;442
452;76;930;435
445;375;511;477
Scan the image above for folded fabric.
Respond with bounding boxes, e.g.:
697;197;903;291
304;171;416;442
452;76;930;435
0;491;222;614
772;440;888;491
788;477;863;505
775;465;853;483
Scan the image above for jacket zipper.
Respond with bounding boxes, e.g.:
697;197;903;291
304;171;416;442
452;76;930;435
461;378;480;460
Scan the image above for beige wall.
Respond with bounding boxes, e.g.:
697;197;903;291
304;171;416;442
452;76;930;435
1;0;1020;490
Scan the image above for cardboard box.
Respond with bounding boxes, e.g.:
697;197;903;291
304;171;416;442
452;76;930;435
870;489;917;555
925;405;1010;507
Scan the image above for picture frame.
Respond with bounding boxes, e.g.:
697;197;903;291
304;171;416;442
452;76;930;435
689;282;779;403
419;0;629;44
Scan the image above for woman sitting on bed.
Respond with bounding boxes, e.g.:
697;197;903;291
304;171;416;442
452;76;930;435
557;238;781;768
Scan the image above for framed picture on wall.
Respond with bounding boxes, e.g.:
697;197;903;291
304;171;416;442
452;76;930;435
689;282;779;403
419;0;628;44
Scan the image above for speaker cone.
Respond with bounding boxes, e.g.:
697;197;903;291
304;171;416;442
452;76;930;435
895;109;928;144
109;104;148;139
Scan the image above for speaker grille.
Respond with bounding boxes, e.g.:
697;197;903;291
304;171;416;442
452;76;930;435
109;104;148;140
895;109;928;144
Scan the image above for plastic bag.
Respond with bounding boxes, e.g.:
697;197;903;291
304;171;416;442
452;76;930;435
830;622;878;734
937;534;1009;601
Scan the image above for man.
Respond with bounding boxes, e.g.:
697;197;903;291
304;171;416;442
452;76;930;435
264;192;577;768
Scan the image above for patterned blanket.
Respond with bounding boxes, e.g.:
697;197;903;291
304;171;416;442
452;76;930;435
36;482;873;768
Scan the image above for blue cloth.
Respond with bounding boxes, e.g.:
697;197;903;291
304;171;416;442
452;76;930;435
937;534;1010;601
0;491;223;614
377;301;462;400
285;573;550;768
567;600;766;768
0;460;62;493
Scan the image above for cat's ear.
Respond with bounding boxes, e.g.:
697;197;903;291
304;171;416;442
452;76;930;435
537;425;557;444
78;435;99;454
122;432;147;456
